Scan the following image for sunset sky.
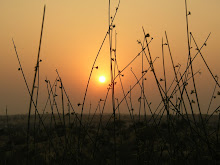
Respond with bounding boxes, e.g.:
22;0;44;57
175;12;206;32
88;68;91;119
0;0;219;115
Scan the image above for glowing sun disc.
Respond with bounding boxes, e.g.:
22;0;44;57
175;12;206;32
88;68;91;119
99;76;106;83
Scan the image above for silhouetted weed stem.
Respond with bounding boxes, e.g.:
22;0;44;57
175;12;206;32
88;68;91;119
13;37;60;161
161;37;169;109
156;33;211;117
129;85;134;121
104;57;158;127
39;76;58;126
13;37;61;161
33;47;41;165
149;68;200;127
12;38;30;100
178;72;197;126
206;106;220;123
148;66;182;122
205;76;218;120
138;31;167;99
92;88;110;158
190;33;219;87
185;0;214;157
164;31;192;155
112;38;153;83
130;69;163;127
115;58;158;113
26;6;46;164
109;1;117;163
141;40;147;121
55;70;99;149
161;37;175;155
178;72;202;154
76;2;120;162
131;68;181;160
48;80;63;124
60;78;68;151
46;80;58;128
115;60;133;121
81;0;120;126
184;28;193;82
88;101;101;126
162;94;215;153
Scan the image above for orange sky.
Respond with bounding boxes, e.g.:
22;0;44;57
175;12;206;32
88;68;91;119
0;0;220;115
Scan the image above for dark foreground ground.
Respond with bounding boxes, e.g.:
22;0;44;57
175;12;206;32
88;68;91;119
0;114;220;165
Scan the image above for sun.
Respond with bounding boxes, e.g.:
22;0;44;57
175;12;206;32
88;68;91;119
99;76;106;83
